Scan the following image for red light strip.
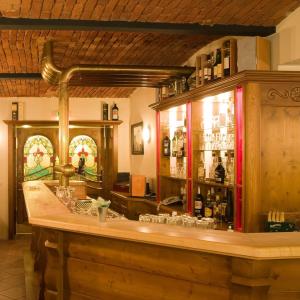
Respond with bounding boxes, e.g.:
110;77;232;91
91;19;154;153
156;111;161;203
235;86;244;231
187;102;192;213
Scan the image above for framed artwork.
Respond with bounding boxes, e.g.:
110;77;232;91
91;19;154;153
131;122;144;155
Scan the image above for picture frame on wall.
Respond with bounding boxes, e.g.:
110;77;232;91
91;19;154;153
131;122;144;155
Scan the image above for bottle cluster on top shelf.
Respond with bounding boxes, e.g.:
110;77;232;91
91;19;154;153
196;39;237;87
197;150;234;185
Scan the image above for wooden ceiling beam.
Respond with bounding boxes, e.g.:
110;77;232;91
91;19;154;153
0;17;275;36
0;73;42;79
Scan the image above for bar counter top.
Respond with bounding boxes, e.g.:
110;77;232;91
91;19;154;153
23;180;300;260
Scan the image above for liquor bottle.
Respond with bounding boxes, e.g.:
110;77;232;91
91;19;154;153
221;189;228;221
102;103;109;120
226;152;234;184
226;189;234;223
198;154;205;180
216;48;222;79
223;40;231;77
214;193;221;221
215;157;225;183
176;130;184;158
171;133;177;157
111;103;119;120
12;102;18;120
213;50;218;81
204;55;212;83
162;136;171;156
204;189;213;218
181;186;187;211
194;186;204;218
210;152;218;179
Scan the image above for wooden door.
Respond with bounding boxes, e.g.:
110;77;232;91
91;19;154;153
16;127;58;224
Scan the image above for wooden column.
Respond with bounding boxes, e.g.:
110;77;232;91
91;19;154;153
231;258;272;299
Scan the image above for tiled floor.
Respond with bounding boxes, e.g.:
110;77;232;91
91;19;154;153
0;237;30;300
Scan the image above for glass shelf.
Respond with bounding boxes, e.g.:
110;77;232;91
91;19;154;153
193;125;235;133
195;179;234;189
194;149;234;152
160;175;187;182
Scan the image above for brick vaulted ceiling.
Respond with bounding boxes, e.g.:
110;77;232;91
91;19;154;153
0;0;299;98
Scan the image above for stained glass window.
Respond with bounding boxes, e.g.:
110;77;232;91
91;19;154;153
69;135;98;180
23;135;54;181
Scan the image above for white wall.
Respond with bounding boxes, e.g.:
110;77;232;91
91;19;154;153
129;88;157;191
0;97;130;239
269;6;300;69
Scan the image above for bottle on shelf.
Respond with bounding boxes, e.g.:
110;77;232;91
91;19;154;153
226;189;234;223
215;156;225;183
213;50;218;81
171;133;177;157
226;151;234;184
214;192;221;222
204;55;212;83
176;129;184;158
111;103;119;121
194;186;204;218
210;152;218;179
162;135;171;156
204;189;213;218
216;48;222;79
198;154;206;180
221;189;228;222
223;40;231;77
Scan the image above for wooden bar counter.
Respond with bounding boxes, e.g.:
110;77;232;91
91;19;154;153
24;181;300;300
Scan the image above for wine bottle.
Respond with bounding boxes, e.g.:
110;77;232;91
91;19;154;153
204;55;212;83
216;48;222;79
176;129;184;158
194;186;204;218
215;157;225;183
198;155;205;180
213;50;218;80
226;189;234;223
162;136;171;156
111;103;119;120
223;40;231;77
171;134;177;157
204;189;213;218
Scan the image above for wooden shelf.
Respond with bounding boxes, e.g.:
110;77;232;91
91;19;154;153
195;179;234;189
161;175;187;182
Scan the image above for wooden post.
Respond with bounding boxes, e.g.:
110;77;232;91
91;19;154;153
231;258;273;299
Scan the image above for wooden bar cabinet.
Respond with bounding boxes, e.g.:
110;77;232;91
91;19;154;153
151;70;300;232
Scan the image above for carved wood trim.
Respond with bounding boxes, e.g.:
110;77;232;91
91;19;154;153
264;87;300;106
150;71;300;111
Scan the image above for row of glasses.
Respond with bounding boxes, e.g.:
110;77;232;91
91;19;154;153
139;213;215;229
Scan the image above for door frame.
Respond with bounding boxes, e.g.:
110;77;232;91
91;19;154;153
5;120;121;239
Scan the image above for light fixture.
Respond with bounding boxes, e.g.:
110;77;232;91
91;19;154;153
142;125;151;143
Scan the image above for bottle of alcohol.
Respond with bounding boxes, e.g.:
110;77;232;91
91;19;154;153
176;129;184;158
111;103;119;120
223;40;231;77
162;136;171;156
204;55;212;83
226;189;234;223
198;154;206;180
172;133;177;157
221;189;228;222
181;186;187;211
213;50;218;81
215;157;225;183
226;152;234;184
204;189;213;218
216;48;222;79
210;152;218;179
194;186;203;218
